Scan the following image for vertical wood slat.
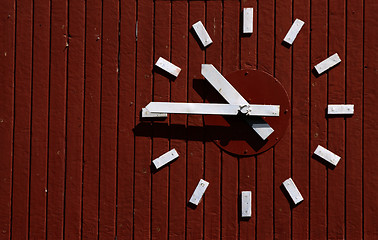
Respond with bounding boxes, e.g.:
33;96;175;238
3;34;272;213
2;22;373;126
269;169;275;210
273;0;292;239
204;1;222;239
151;1;171;239
64;0;85;239
239;0;257;239
47;0;68;238
310;0;328;239
363;0;378;238
221;1;239;239
256;0;274;239
29;0;50;238
116;0;136;238
82;0;102;238
134;0;153;238
292;0;311;239
0;0;15;239
98;0;119;239
345;0;363;239
11;0;32;239
169;1;188;239
327;0;346;239
186;1;205;239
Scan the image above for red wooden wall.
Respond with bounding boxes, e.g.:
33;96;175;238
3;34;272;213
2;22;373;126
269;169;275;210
1;0;378;239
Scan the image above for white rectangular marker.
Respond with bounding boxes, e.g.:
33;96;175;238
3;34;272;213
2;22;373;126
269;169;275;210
192;21;213;48
241;191;252;217
314;145;341;166
283;178;303;205
155;57;181;77
243;8;253;34
201;64;274;140
283;19;304;45
141;108;167;118
314;53;341;75
327;104;354;115
152;149;179;169
189;179;209;206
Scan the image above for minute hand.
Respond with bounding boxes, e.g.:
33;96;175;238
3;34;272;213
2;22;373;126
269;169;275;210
201;64;275;140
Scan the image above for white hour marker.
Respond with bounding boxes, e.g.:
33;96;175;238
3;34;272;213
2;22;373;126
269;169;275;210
243;8;253;34
192;21;213;48
155;57;181;78
313;145;341;167
327;104;354;115
314;53;341;75
283;178;303;205
189;179;209;206
152;149;179;169
241;191;252;217
283;19;304;45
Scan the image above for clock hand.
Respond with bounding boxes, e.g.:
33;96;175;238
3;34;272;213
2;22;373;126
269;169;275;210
201;64;275;140
144;102;280;116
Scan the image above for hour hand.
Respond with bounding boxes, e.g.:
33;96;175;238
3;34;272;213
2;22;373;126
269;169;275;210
201;64;275;140
143;102;280;117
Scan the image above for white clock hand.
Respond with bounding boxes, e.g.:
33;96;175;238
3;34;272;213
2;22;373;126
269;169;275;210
201;64;275;140
144;102;280;116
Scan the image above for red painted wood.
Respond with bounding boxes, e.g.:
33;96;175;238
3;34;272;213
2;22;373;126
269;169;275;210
274;0;292;238
0;0;15;239
169;2;188;239
220;2;240;239
134;0;153;238
256;0;274;239
98;0;119;238
29;0;50;238
363;0;378;238
310;0;328;239
328;0;346;238
151;1;171;239
291;1;310;239
239;1;257;239
11;0;32;238
64;1;85;239
1;1;378;239
186;2;205;239
47;0;68;238
82;0;101;238
345;1;363;239
116;0;136;238
204;1;222;239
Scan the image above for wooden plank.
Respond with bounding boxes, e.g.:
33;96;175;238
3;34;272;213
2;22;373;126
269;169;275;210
363;0;378;238
98;0;119;238
240;0;257;238
310;0;328;238
345;0;363;238
117;0;136;237
274;0;292;238
221;2;239;239
64;1;85;239
151;1;170;239
203;1;222;238
291;0;310;239
327;1;346;238
81;0;102;238
134;0;154;238
186;2;205;239
11;0;32;238
0;0;15;238
47;0;68;238
29;0;50;238
256;0;274;238
168;1;187;238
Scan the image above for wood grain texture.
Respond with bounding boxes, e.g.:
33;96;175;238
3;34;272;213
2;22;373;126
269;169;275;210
0;0;377;239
